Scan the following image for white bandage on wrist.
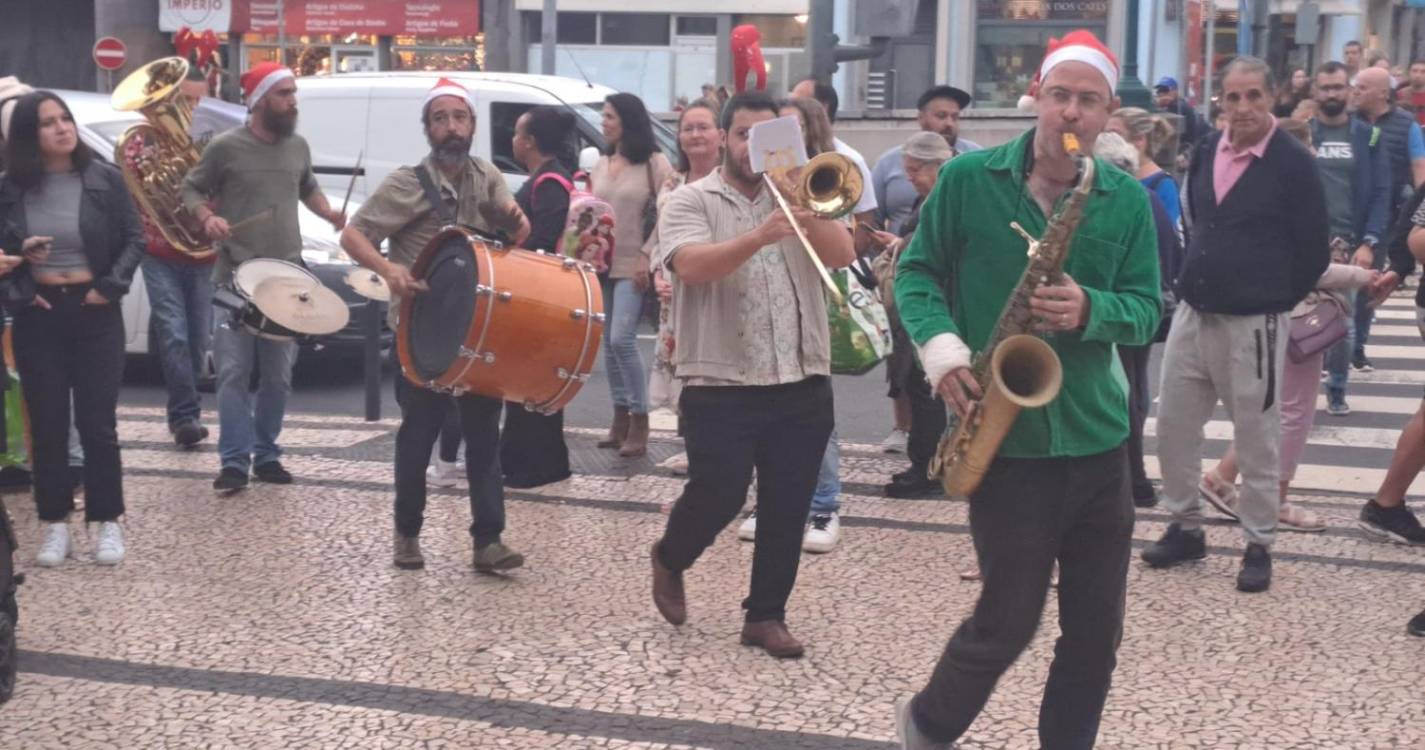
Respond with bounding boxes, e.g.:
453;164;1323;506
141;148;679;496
919;332;972;391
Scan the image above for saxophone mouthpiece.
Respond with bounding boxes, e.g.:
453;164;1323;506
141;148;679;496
1061;133;1081;155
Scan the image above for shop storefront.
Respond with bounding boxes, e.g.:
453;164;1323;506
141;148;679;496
971;0;1111;108
158;0;483;78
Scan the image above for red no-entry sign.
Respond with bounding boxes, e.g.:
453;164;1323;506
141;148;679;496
93;37;127;71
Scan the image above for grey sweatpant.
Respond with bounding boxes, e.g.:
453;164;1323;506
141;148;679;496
1156;305;1289;547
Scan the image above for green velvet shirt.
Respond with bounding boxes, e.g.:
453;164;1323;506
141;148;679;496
894;129;1162;459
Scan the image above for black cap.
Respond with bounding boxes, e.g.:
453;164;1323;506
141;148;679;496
917;85;972;111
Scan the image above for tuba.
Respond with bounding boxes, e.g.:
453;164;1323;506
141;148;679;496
930;133;1095;497
112;57;215;260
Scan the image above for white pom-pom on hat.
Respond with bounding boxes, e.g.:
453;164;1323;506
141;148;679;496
1017;94;1037;114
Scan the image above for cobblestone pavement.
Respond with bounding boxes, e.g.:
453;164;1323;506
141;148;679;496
2;406;1423;749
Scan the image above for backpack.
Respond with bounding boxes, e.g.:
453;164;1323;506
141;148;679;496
533;171;615;274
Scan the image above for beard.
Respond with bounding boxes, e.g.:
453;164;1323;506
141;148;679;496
261;106;297;137
429;133;472;167
1319;98;1347;117
723;152;756;185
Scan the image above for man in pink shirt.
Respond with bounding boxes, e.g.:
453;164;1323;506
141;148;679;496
1143;56;1330;594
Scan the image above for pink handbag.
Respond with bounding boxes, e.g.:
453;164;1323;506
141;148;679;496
1287;299;1348;363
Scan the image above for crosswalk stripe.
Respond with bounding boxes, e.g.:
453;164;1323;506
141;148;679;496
1141;455;1425;497
1143;417;1402;449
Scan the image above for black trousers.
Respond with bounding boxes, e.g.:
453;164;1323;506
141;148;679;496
500;403;571;488
912;445;1133;750
905;358;947;474
1117;343;1154;499
12;285;125;522
436;402;461;463
392;360;505;545
656;376;834;623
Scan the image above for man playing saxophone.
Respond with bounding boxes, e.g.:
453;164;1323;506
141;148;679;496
891;31;1161;750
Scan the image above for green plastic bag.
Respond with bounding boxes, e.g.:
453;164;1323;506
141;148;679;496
827;262;892;375
0;331;27;469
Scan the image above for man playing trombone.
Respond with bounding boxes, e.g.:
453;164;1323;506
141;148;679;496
648;92;854;659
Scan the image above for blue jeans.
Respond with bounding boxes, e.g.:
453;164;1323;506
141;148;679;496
602;277;649;414
213;307;299;472
1352;288;1374;360
1324;298;1357;405
811;429;840;515
142;257;214;429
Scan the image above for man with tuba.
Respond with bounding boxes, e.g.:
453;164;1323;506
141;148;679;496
892;31;1160;750
181;62;345;495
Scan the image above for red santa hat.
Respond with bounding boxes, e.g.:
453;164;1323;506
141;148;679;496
424;77;475;114
240;62;294;111
1017;30;1120;114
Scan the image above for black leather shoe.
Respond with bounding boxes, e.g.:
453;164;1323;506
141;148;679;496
885;470;940;499
1408;609;1425;637
172;421;207;448
1236;543;1272;593
1142;523;1207;568
253;461;293;484
212;467;249;495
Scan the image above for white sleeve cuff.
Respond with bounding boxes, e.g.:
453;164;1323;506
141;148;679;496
918;332;972;390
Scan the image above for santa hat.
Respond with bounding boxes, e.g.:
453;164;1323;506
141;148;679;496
241;62;294;111
423;77;475;114
1017;30;1119;114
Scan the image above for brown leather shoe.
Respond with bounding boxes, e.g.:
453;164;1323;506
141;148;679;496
740;620;805;659
598;406;631;448
619;413;650;457
650;542;686;625
393;532;424;570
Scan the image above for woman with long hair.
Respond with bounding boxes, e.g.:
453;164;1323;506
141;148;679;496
590;92;674;458
1274;68;1311;118
778;97;836;158
648;99;721;478
1107;107;1182;227
0;91;144;567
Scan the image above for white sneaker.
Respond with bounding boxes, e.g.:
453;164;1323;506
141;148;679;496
737;510;757;541
35;522;71;567
803;512;841;553
94;522;125;565
661;451;689;476
881;429;909;454
426;457;462;488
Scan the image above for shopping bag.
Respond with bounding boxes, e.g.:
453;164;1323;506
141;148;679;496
827;260;892;375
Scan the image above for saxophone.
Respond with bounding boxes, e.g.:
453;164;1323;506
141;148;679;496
930;133;1095;496
111;57;215;260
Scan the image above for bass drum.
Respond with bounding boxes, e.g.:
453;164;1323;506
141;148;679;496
397;227;603;414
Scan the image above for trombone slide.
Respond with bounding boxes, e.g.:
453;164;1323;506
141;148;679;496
762;172;843;303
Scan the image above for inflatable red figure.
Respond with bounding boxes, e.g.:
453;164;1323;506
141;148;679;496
731;24;766;93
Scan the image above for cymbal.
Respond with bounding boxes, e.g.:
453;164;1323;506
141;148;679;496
344;267;391;302
251;277;350;336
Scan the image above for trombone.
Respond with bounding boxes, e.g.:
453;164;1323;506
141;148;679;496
762;151;864;303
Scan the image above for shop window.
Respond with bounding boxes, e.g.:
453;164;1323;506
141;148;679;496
524;12;599;45
600;14;671;46
973;1;1107;107
676;16;718;37
393;47;480;71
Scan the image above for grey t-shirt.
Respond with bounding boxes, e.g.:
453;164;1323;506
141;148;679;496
181;126;318;284
22;170;90;274
1314;121;1356;239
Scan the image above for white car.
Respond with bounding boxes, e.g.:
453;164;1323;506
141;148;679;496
293;71;679;198
56;90;388;360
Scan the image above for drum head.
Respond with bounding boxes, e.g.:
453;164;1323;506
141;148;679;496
408;234;480;381
234;259;317;297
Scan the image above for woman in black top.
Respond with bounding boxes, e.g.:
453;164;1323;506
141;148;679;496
0;92;144;567
501;106;576;488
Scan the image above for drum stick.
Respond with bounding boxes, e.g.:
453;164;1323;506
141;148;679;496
227;206;276;234
340;150;364;218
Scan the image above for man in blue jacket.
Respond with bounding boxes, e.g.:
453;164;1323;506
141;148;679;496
1310;61;1391;416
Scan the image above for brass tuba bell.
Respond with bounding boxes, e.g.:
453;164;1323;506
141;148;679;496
112;56;215;260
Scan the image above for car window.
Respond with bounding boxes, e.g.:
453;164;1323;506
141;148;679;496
490;101;598;176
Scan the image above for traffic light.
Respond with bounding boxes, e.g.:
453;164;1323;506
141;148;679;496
805;0;920;84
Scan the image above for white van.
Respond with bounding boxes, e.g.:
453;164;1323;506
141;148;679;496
294;72;680;198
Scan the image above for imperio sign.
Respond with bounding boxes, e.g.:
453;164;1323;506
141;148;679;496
158;0;234;32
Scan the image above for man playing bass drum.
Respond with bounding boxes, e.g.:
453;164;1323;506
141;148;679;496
891;31;1161;750
339;78;529;573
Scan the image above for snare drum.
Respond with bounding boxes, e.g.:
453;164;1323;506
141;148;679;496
231;259;322;340
396;227;603;414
